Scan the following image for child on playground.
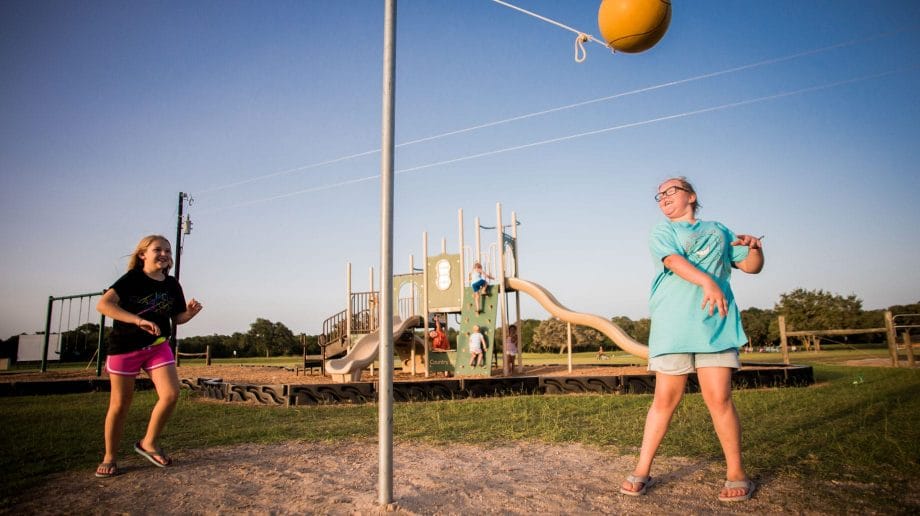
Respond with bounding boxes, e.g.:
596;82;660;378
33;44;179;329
470;262;493;294
429;314;449;351
468;325;486;368
94;235;203;478
620;177;763;502
470;262;494;313
504;324;518;373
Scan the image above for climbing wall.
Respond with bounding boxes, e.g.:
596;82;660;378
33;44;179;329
454;286;498;376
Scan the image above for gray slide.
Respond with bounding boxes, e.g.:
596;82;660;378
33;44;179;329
326;315;423;383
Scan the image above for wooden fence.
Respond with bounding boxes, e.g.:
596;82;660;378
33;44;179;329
777;311;916;367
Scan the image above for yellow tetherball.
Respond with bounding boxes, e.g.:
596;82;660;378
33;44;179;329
597;0;671;53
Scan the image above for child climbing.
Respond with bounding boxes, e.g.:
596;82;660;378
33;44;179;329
470;262;494;312
468;325;486;368
429;314;449;351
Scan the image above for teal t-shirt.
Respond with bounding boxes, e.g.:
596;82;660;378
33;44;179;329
647;219;750;357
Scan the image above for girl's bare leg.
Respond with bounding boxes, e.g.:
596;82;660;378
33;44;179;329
139;364;180;457
102;374;136;465
622;372;687;493
697;366;750;498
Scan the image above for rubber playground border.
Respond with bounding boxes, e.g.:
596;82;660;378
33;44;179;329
182;362;814;407
0;363;813;405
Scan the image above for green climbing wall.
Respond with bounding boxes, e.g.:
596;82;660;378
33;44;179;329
454;285;498;376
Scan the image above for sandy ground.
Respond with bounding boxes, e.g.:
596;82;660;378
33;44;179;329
5;360;917;514
11;439;909;515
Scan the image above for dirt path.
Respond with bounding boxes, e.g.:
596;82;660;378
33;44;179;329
7;439;873;515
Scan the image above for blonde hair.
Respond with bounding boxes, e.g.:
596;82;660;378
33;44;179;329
127;235;173;273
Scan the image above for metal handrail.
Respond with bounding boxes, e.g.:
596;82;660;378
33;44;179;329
318;309;347;348
318;291;382;349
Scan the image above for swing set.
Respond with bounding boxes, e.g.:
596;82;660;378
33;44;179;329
40;291;106;374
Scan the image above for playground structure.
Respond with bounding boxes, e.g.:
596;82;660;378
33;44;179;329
319;204;649;383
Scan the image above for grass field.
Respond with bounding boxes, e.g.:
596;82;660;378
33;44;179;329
1;349;918;512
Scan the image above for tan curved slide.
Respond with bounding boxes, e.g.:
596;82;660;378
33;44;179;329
326;315;424;383
506;277;649;359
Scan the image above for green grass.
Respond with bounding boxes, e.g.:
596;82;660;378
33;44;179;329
1;352;918;511
741;347;895;365
519;351;645;365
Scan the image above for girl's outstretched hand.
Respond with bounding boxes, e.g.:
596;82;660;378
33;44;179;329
731;234;763;250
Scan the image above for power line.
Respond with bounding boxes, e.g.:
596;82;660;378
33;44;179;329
194;29;911;197
196;66;914;214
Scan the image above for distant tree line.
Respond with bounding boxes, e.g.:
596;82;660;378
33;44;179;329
176;318;319;358
0;317;320;364
2;289;917;363
499;289;919;354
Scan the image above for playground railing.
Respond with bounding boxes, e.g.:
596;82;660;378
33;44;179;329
317;290;423;352
350;291;379;334
318;309;348;349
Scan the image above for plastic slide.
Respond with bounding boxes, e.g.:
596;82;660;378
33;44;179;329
326;315;424;383
505;277;649;359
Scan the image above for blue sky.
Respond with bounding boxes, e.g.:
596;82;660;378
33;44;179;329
2;0;918;340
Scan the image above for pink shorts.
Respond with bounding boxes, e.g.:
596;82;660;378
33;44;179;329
106;339;175;377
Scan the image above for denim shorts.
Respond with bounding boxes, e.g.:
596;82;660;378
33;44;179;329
648;348;740;375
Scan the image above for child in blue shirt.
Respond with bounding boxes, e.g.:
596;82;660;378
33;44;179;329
470;262;494;313
470;262;493;294
621;177;763;503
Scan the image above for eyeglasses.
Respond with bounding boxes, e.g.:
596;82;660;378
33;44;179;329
655;185;690;202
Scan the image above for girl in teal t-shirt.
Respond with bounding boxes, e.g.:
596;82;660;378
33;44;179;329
621;177;764;503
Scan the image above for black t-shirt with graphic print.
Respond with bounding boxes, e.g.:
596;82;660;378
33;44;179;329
107;268;186;355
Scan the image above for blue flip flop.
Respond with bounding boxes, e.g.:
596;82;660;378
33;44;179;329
134;441;172;468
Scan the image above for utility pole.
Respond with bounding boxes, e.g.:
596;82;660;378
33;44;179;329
172;192;193;360
174;192;190;282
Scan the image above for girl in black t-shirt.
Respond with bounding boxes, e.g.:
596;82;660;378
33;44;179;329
94;235;203;478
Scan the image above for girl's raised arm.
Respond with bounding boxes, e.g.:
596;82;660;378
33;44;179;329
174;298;204;325
731;235;764;274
